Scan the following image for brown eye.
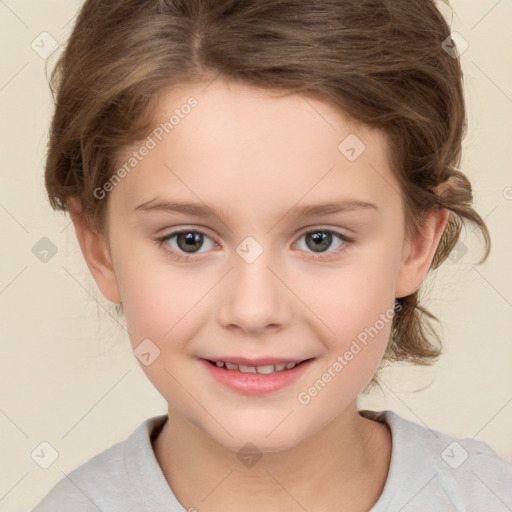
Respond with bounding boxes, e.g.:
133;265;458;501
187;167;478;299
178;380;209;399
295;229;353;259
158;229;218;260
305;231;333;253
175;231;204;253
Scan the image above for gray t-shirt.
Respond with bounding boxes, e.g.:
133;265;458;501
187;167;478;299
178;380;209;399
31;409;512;511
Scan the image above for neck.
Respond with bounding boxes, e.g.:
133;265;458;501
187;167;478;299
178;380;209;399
153;402;392;512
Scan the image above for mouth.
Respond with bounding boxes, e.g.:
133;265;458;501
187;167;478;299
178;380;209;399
203;358;314;375
199;357;315;395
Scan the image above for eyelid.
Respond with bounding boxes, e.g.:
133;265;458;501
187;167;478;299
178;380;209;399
293;227;354;258
156;227;220;263
296;224;353;237
158;226;219;250
156;225;354;261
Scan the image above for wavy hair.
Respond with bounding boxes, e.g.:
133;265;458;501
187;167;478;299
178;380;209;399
44;0;491;388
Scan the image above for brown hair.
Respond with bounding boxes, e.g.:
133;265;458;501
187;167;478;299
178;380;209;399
44;0;490;385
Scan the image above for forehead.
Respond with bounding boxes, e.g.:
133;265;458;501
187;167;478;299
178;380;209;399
111;78;399;216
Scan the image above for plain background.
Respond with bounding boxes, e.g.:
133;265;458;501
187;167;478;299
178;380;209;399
0;1;511;510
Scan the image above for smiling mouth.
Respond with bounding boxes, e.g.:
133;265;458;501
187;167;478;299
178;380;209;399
205;358;313;375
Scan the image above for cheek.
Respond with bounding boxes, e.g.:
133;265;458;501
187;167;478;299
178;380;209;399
117;265;201;349
111;231;202;340
296;274;398;419
313;247;401;341
302;236;402;389
113;255;207;410
114;221;402;353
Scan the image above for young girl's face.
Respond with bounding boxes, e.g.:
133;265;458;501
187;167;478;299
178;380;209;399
99;78;436;452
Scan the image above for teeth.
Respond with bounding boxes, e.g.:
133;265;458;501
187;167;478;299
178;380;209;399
211;360;301;374
238;364;257;373
255;365;275;375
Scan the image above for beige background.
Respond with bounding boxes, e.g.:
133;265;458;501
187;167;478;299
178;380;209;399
0;1;511;510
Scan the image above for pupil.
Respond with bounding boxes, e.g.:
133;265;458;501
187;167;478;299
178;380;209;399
307;231;331;252
177;232;203;253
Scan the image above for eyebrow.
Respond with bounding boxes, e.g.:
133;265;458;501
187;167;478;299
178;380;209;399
135;198;379;219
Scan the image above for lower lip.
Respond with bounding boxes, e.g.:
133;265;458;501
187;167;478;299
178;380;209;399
199;358;314;395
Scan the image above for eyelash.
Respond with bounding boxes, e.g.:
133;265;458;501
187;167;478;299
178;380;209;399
156;228;355;262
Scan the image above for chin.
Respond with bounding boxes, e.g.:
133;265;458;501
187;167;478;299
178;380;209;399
205;419;305;455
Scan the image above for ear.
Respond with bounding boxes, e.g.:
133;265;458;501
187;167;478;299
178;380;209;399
67;197;121;304
395;206;450;299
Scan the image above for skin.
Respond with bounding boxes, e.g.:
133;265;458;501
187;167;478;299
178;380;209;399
68;77;449;511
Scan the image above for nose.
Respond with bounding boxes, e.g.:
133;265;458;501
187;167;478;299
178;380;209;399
217;249;293;335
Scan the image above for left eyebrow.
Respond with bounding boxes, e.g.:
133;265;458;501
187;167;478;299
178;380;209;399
288;200;379;217
134;198;379;219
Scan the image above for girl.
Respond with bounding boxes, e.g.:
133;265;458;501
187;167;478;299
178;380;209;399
32;0;511;510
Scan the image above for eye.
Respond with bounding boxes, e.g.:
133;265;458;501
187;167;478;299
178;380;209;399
157;229;218;261
156;227;354;262
294;229;353;258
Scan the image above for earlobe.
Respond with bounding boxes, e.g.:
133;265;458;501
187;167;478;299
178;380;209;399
67;197;122;304
395;207;450;299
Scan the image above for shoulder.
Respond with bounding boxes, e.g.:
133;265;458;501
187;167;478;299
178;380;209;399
31;415;169;512
361;409;512;512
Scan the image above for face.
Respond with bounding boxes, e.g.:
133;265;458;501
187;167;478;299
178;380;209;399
99;78;417;452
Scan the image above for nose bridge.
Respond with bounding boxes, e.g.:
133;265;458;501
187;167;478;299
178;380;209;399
217;237;292;333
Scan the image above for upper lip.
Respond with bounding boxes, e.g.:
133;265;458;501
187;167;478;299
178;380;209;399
202;356;312;366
